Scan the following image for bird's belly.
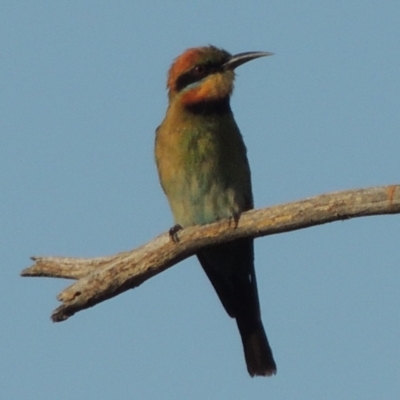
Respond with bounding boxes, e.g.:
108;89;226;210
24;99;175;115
168;175;243;227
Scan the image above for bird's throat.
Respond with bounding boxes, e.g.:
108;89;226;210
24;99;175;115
184;97;231;116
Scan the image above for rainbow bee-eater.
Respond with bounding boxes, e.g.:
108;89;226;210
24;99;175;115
155;45;275;377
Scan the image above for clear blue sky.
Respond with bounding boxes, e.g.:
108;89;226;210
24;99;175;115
1;2;399;399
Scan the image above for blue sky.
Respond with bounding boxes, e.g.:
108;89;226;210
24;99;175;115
1;2;399;399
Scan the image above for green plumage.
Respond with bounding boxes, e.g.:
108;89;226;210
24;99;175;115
156;101;252;225
155;46;276;376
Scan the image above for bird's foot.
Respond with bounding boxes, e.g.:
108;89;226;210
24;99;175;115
169;224;183;243
228;212;240;229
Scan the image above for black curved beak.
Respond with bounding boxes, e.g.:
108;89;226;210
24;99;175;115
223;51;273;71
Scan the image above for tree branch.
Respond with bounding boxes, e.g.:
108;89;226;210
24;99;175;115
21;185;400;322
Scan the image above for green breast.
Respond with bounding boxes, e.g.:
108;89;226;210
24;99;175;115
156;108;253;226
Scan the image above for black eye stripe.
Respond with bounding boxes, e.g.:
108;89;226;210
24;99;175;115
175;62;222;92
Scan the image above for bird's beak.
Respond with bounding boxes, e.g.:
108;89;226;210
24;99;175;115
223;51;273;71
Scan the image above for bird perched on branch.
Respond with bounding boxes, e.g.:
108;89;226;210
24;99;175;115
155;45;275;377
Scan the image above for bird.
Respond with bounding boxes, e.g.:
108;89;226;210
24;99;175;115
154;45;275;377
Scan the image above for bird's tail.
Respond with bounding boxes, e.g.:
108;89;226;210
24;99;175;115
197;239;276;376
236;317;276;377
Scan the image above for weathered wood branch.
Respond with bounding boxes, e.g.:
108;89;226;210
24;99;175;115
21;185;400;322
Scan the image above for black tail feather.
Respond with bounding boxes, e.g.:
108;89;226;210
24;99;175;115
197;238;276;376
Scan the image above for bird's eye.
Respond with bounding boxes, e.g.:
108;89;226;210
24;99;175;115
193;65;206;76
175;63;213;92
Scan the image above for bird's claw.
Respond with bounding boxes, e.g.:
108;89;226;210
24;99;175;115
229;213;240;229
169;224;183;243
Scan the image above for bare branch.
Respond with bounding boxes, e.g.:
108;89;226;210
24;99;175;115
21;185;400;322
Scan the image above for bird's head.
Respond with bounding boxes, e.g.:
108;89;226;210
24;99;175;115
167;45;272;105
